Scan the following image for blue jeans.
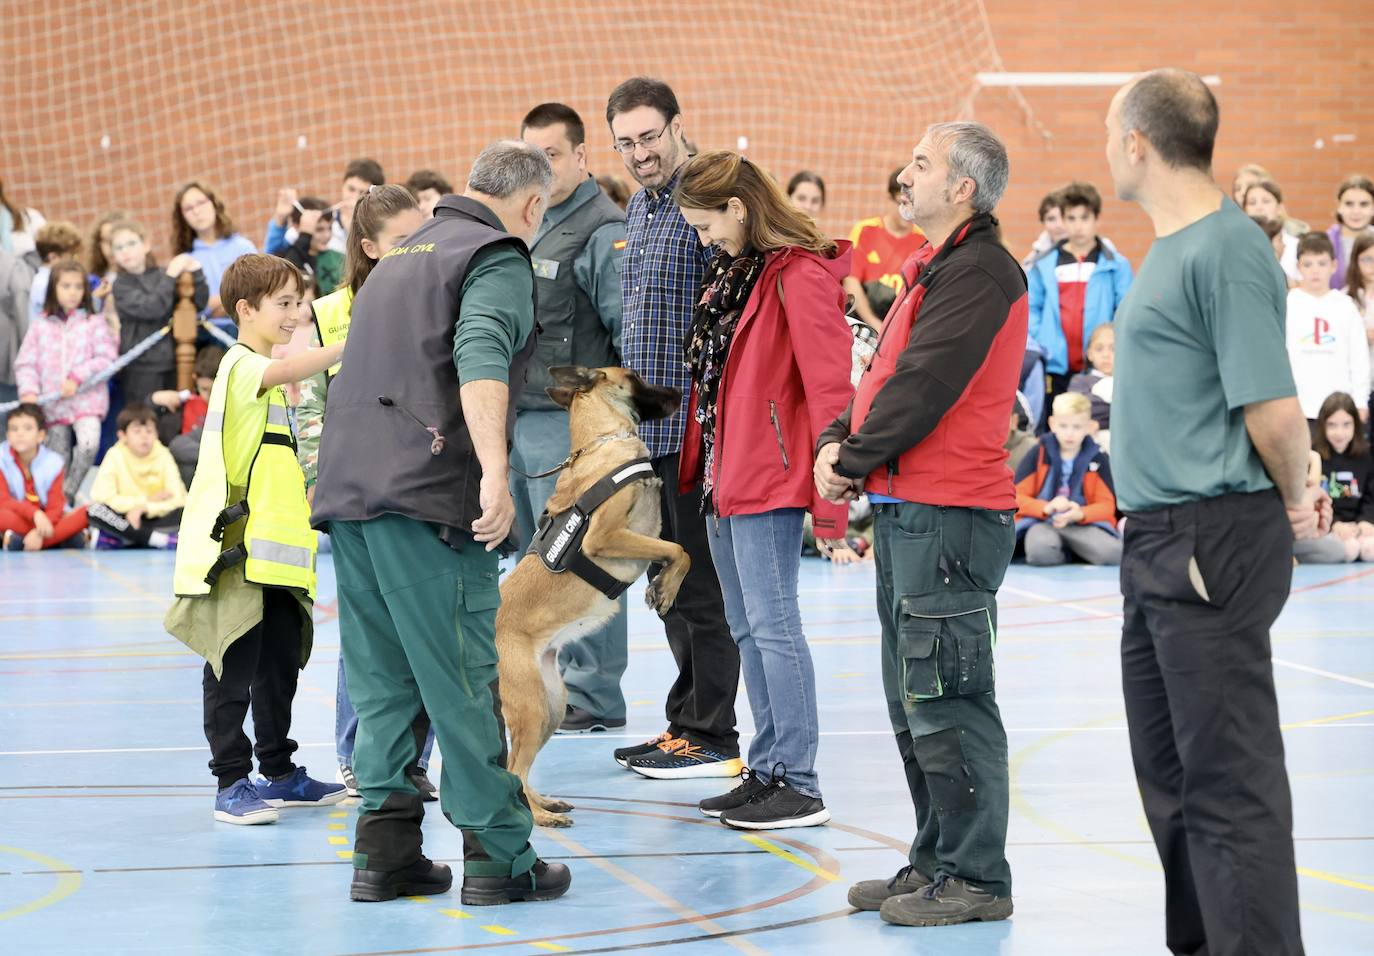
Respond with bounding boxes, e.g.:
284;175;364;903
707;508;821;797
511;408;628;719
336;656;433;769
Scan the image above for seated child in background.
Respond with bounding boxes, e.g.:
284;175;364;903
15;258;118;501
29;220;85;321
1014;391;1121;566
86;404;186;549
109;219;209;445
1286;232;1369;426
150;345;223;489
1295;392;1374;564
1067;322;1114;450
1;403;89;551
269;198;338;294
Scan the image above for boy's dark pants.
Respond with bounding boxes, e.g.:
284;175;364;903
1121;490;1303;956
203;586;301;789
87;503;181;547
873;502;1016;897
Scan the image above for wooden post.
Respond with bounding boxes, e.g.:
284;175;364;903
172;272;199;392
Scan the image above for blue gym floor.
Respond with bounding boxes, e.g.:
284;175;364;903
2;551;1371;954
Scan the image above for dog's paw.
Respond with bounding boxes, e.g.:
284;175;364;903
645;575;680;618
534;809;574;828
541;797;574;814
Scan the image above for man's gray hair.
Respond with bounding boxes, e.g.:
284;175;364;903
466;140;554;200
926;121;1009;214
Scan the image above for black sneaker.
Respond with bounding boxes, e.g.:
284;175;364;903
627;737;743;780
879;875;1012;926
848;864;933;911
350;857;452;902
698;767;770;818
407;767;438;802
460;858;571;906
614;731;675;769
719;776;829;830
556;705;628;735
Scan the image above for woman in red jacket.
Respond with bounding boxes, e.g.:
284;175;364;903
674;151;854;830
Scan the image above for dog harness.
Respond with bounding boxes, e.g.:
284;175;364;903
528;457;656;599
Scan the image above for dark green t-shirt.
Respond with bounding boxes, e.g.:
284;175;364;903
1112;198;1296;512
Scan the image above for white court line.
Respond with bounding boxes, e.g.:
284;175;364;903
8;724;1372;757
1272;658;1374;691
999;583;1122;621
0;595;162;606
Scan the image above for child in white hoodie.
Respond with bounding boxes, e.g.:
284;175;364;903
1286;232;1369;426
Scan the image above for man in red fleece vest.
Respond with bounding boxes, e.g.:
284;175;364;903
815;122;1027;929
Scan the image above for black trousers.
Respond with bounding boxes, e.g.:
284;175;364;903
87;503;181;547
1120;489;1304;956
649;454;739;754
203;587;301;789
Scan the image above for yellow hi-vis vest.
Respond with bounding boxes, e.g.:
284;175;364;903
173;344;317;599
311;286;352;378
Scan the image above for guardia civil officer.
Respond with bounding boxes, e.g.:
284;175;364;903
312;141;571;905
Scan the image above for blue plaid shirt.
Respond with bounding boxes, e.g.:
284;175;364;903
621;166;712;458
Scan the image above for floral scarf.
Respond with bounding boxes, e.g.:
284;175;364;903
684;246;766;508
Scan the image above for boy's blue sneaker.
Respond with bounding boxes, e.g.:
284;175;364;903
255;766;348;808
213;777;279;825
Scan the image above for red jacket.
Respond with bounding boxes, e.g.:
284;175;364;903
679;243;854;537
820;215;1028;510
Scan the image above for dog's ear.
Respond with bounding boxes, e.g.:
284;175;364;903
631;380;682;422
545;386;577;409
549;366;605;392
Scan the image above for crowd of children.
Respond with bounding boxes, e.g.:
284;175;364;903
1;160;1372;574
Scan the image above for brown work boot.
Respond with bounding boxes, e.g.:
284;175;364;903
847;864;933;911
879;876;1012;927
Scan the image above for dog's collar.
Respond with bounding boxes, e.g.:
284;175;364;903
509;429;639;480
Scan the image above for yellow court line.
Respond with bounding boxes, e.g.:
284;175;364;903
540;828;768;956
1297;867;1374;894
438;908;473;920
0;846;82;921
327;823;346;830
738;834;840;882
532;944;572;953
328;811;349;818
0;648;192;660
1295;902;1374;925
68;552;168;600
405;896;432;903
1283;709;1374;729
480;925;518;936
327;836;349;846
336;850;353;860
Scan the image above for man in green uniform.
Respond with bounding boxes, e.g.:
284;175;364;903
311;141;571;906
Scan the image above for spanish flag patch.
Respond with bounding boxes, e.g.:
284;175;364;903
613;240;627;250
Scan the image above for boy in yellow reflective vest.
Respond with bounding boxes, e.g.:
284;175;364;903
165;253;347;825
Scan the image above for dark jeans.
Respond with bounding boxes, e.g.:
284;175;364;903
203;587;301;789
650;453;739;754
1121;489;1303;956
873;502;1015;897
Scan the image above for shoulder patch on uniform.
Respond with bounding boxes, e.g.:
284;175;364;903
612;239;627;250
1089;461;1100;471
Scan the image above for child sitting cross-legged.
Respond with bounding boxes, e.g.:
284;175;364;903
86;404;186;549
1;403;90;551
1014;391;1121;566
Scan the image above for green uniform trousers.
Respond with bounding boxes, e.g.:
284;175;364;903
331;514;536;878
873;502;1015;897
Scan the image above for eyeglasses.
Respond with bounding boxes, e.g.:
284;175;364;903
612;121;672;155
181;197;212;216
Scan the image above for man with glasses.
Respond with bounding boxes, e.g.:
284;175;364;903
602;77;741;780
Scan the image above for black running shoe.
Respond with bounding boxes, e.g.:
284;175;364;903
556;705;627;735
613;731;675;768
719;774;829;830
699;767;770;818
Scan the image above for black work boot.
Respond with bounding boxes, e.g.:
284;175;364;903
460;858;572;906
879;876;1013;926
350;857;453;902
847;864;933;911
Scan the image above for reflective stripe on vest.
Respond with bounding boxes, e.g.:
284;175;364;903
312;287;353;378
172;344;317;599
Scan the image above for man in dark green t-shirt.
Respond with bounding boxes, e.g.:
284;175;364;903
1106;69;1329;956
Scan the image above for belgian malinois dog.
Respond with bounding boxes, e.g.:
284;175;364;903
496;366;688;827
